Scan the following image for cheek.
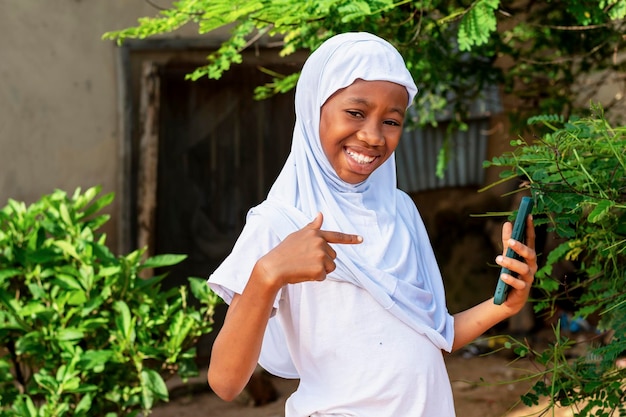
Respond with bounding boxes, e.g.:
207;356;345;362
319;112;345;155
318;128;340;168
319;109;333;147
386;131;402;153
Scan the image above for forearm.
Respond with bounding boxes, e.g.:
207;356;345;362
208;263;281;401
451;298;517;352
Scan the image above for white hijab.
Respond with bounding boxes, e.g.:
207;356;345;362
251;32;454;375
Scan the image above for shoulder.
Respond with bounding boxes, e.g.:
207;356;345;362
395;189;421;219
248;200;309;240
236;208;282;249
207;208;282;303
396;188;415;207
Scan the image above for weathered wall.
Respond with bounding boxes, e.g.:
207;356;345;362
0;1;187;253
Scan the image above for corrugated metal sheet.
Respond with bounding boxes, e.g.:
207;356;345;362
397;84;502;193
396;118;490;192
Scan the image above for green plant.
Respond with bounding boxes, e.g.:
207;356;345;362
0;187;221;416
103;0;626;127
484;104;626;415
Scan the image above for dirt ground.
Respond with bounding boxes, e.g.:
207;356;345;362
151;344;580;417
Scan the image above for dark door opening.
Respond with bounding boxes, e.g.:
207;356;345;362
154;62;297;289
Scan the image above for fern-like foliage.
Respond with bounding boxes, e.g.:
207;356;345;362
457;0;499;51
103;0;626;131
486;104;626;416
527;114;566;126
187;20;258;81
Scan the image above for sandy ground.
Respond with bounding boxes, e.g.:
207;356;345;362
150;349;580;417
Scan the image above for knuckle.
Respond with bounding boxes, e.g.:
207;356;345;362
313;252;326;263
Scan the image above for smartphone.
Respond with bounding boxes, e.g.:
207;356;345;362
493;196;534;305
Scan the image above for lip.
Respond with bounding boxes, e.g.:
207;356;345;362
343;146;381;176
344;145;379;159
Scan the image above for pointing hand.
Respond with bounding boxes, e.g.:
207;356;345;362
256;212;363;287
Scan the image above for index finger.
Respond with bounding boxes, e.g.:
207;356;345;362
320;230;363;245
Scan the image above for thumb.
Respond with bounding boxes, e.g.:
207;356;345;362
306;212;323;230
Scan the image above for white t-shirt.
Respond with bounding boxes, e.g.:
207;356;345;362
208;214;456;417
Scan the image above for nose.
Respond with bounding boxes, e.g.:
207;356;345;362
356;120;385;146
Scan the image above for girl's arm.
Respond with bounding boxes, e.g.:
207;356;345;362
451;215;537;352
207;213;362;400
208;264;281;401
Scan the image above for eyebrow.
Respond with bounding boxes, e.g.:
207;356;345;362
346;97;405;117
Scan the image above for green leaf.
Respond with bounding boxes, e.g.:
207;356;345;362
19;302;47;317
79;319;109;334
0;288;20;315
587;199;614;223
25;247;59;264
166;311;193;353
11;395;39;417
54;274;83;291
52;240;81;261
136;272;168;290
91;241;117;263
114;300;132;340
56;328;85;341
188;277;211;301
141;368;169;409
59;202;73;225
85;214;111;230
78;350;114;372
0;268;21;281
67;289;87;305
75;392;94;414
98;265;121;277
7;198;26;216
140;254;187;270
79;191;115;219
34;371;58;393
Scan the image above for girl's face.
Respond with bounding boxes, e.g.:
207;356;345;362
319;79;408;184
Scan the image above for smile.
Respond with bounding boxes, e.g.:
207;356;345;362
346;149;376;164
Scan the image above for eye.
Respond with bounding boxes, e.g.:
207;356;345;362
384;119;402;127
346;110;364;118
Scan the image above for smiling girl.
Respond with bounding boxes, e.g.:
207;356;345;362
206;32;537;417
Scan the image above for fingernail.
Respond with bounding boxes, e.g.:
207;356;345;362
357;235;363;243
508;239;516;247
496;255;503;263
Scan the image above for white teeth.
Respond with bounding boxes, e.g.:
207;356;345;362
346;149;375;164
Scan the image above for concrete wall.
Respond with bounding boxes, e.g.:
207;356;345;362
0;1;184;253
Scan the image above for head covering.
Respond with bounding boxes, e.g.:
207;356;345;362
251;32;454;376
270;31;417;207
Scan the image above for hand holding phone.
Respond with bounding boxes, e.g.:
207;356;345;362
493;196;534;305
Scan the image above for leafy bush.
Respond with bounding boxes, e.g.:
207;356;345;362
0;187;221;416
485;104;626;415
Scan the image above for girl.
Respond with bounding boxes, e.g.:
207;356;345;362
207;32;537;417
